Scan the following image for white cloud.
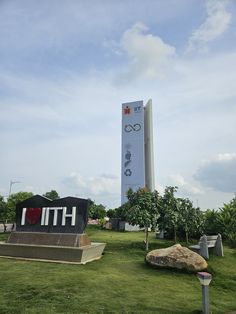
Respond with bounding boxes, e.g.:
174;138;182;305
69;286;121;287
62;172;120;206
187;0;231;52
167;174;204;196
217;153;236;161
194;153;236;193
155;182;165;195
116;22;175;81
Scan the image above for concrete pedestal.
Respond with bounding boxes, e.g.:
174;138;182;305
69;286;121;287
0;232;106;264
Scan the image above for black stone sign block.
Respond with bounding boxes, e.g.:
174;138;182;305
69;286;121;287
16;195;89;234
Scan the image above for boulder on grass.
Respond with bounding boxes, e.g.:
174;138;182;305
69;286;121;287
146;244;207;272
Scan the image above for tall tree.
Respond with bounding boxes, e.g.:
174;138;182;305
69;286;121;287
43;190;59;200
126;188;160;251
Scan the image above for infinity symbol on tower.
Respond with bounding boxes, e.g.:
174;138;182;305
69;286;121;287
124;123;141;132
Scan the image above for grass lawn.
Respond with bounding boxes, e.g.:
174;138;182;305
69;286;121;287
0;226;235;314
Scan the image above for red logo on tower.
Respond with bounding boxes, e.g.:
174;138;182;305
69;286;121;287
124;106;131;115
26;207;42;225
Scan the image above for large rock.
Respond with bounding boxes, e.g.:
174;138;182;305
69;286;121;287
146;244;207;272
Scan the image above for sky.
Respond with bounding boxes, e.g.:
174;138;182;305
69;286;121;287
0;0;236;210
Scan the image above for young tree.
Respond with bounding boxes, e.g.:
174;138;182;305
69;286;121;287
159;186;179;242
43;190;59;200
192;207;205;238
178;198;202;244
125;188;160;251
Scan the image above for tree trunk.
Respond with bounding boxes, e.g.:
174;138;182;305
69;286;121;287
174;227;177;243
186;230;189;244
145;227;149;251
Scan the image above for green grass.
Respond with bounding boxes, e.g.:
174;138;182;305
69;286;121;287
0;226;235;314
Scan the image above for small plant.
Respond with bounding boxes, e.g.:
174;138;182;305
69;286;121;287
99;217;106;229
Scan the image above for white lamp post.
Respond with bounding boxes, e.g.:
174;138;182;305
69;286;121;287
8;180;21;198
197;272;212;314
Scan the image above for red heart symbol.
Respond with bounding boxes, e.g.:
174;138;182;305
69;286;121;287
26;207;42;225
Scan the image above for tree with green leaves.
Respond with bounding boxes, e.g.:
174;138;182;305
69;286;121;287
6;191;34;223
113;203;129;221
125;187;161;251
192;207;205;238
88;201;106;219
178;198;193;244
201;196;236;247
0;195;7;231
43;190;59;200
158;186;179;242
106;209;116;219
218;197;236;247
0;196;6;217
203;209;221;235
178;198;204;244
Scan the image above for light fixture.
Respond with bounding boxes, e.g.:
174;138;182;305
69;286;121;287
197;272;212;286
197;272;212;314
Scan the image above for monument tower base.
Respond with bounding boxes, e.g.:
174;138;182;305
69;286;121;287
0;232;106;264
0;195;106;265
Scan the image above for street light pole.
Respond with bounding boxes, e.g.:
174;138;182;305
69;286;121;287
8;180;21;198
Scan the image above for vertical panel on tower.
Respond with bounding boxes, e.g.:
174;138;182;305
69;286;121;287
121;101;145;204
144;99;155;191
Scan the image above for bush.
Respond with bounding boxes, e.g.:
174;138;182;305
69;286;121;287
106;209;116;219
203;198;236;248
227;232;236;248
88;202;106;219
203;209;222;235
218;201;236;247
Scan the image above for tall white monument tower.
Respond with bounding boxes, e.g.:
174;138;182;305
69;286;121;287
121;99;155;204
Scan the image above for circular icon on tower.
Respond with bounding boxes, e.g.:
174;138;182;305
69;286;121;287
124;169;132;176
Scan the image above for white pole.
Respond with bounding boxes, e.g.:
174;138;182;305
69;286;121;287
8;180;21;198
144;99;155;191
